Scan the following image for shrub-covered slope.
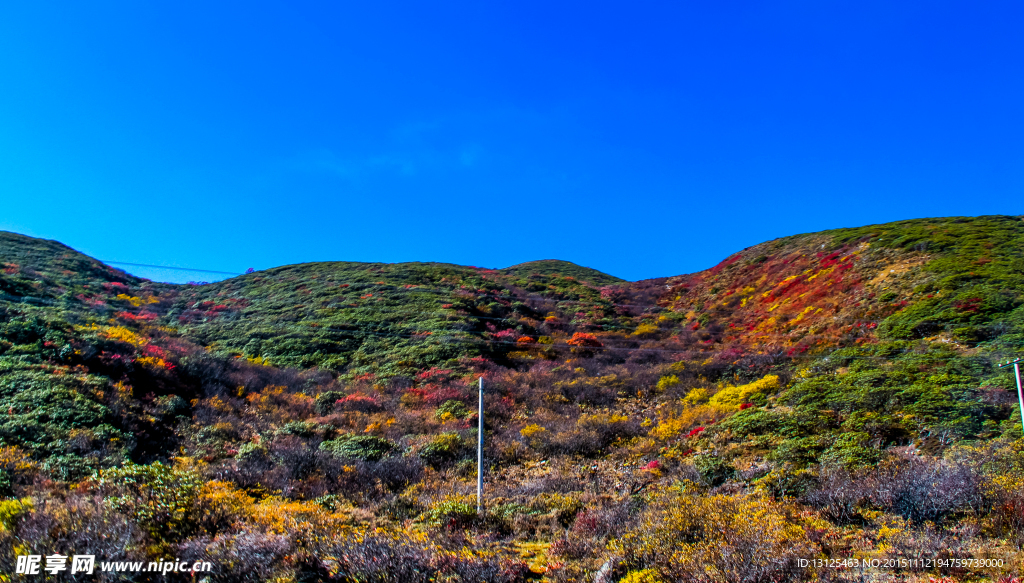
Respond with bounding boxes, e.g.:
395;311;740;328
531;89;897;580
0;217;1022;582
164;260;633;375
501;259;625;286
655;215;1024;354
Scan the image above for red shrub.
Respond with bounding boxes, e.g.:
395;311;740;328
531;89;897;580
567;333;602;348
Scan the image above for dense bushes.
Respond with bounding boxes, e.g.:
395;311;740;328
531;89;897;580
615;488;819;583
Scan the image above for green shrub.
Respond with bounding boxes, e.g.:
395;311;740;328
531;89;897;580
275;420;332;438
693;454;733;487
419;496;477;528
819;432;880;469
320;434;397;461
770;436;829;467
314;391;346;415
434;399;470;420
418;432;464;466
236;442;271;463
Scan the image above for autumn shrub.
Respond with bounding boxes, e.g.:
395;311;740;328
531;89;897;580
576;412;640;446
867;514;983;573
614;488;818;583
322;532;436;582
0;497;31;533
336;392;384;413
176;531;292;582
552;501;631;562
869;452;984;523
952;438;1024;548
93;461;204;543
319;529;531;583
553;374;621;405
368;455;424;492
754;467;820;500
802;451;985;526
620;570;664;583
655;374;680;393
0;446;39;494
650;403;731;441
3;489;146;572
532;492;584;527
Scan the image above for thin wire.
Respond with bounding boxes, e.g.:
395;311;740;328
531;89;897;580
104;261;241;275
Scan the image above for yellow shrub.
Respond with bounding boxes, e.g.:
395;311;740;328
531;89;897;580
655;375;680;392
613;489;818;581
577;412;628;430
621;569;664;583
116;293;145;307
103;326;146;346
0;498;32;533
247;354;271;366
681;388;708;406
0;446;37;473
633;322;659;336
650;404;731;441
709;374;780;408
198;480;255;530
520;424;546;438
136;356;169;369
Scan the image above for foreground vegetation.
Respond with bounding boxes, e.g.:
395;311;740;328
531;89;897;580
0;216;1022;581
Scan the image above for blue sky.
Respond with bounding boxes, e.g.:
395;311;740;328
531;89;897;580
1;1;1022;282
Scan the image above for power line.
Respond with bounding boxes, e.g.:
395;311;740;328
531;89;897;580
104;261;241;275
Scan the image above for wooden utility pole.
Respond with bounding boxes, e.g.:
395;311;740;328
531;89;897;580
477;376;484;515
998;358;1024;434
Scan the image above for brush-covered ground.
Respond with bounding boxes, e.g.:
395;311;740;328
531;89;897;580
0;216;1022;582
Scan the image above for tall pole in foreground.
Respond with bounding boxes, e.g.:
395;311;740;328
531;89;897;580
477;376;484;515
998;358;1024;434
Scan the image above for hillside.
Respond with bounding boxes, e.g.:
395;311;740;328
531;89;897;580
500;259;625;286
0;217;1022;582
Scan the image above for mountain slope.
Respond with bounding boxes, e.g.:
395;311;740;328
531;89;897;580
650;215;1024;354
0;218;1022;581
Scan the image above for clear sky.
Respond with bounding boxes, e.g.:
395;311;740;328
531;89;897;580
1;1;1022;283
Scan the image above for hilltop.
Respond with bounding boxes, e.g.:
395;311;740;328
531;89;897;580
500;259;625;286
0;216;1022;581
